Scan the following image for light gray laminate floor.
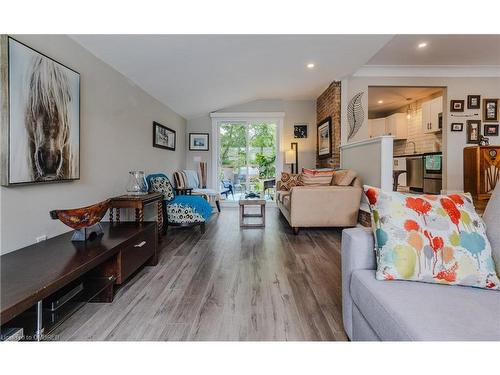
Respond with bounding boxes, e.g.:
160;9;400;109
53;206;348;341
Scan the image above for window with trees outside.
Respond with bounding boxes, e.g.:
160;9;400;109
218;121;277;201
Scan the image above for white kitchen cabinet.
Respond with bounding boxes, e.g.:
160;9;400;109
422;100;431;132
386;113;408;140
369;114;407;139
430;97;443;132
422;96;443;133
369;118;387;138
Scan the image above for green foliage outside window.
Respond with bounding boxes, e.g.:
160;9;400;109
219;122;276;181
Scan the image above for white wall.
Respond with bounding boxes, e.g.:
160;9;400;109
341;136;394;191
341;75;500;192
186;99;316;185
0;35;187;254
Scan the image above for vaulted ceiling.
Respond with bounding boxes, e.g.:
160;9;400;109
71;35;393;118
71;34;500;119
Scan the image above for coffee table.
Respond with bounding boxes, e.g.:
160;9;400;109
239;198;266;228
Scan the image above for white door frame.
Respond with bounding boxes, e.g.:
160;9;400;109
210;112;285;191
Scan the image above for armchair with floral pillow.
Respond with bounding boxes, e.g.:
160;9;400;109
146;173;212;234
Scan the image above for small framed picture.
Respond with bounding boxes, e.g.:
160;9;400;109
153;121;176;151
294;124;308;138
451;123;463;132
484;124;499;137
189;133;209;151
466;120;481;144
467;95;481;109
317;117;332;159
450;100;465;112
483;99;498;122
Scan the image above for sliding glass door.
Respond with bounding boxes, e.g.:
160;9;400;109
218;120;277;201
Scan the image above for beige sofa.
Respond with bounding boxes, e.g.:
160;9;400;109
276;177;363;234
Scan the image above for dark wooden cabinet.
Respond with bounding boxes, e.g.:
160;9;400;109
116;223;156;284
0;222;158;340
464;146;500;201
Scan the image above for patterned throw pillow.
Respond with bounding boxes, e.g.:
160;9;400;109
278;172;303;191
167;204;205;223
150;176;175;201
364;185;499;290
300;168;335;186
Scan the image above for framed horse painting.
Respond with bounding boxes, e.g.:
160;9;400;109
0;36;80;186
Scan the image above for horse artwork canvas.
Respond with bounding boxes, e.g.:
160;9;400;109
0;37;80;185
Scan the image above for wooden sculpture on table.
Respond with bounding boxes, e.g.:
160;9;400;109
50;199;110;241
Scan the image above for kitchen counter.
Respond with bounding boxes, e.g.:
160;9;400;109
394;151;441;158
394;153;424;158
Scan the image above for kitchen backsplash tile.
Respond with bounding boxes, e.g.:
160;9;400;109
393;103;442;156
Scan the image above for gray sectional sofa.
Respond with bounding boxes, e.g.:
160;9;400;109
341;186;500;341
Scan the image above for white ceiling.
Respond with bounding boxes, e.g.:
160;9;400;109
368;86;443;115
367;35;500;65
71;35;393;119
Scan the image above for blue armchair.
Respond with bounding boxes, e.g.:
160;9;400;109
146;173;212;234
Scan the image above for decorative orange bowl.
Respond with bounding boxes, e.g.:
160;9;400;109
50;199;110;230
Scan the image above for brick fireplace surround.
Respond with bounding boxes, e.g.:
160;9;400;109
315;81;371;227
316;81;341;169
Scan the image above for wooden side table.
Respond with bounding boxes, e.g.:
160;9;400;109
239;199;266;228
109;192;164;241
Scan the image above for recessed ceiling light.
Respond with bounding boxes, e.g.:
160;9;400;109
306;63;315;69
418;42;428;49
378;100;384;104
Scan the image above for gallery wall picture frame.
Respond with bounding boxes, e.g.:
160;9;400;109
450;100;465;112
189;133;210;151
483;98;499;122
294;124;308;138
317;117;332;160
467;95;481;109
0;36;81;186
484;124;499;137
451;123;463;132
153;121;176;151
466;120;481;144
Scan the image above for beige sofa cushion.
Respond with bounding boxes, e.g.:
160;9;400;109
282;194;291;210
276;190;290;204
333;169;358;186
287;185;362;227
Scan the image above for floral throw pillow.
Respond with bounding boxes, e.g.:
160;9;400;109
150;176;175;201
364;185;499;290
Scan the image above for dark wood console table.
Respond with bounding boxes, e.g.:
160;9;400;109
0;222;157;341
109;192;163;241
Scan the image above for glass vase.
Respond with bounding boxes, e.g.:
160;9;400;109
126;171;147;195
